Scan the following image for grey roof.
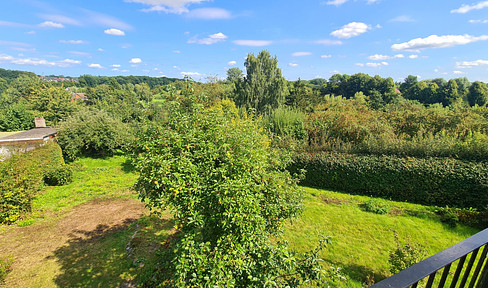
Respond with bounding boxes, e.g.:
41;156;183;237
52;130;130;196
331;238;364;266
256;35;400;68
0;127;57;143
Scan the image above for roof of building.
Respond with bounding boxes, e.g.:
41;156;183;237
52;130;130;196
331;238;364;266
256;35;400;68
0;127;57;143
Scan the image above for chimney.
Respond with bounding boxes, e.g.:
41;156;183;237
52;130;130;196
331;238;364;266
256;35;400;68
35;117;46;128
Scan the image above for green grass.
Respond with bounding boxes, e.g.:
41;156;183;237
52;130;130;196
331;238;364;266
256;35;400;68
27;156;138;225
2;156;481;287
280;187;480;287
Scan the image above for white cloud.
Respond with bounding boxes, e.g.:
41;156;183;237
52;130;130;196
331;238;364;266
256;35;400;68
83;9;133;30
368;54;404;60
321;55;332;58
186;8;232;19
112;64;121;67
0;54;81;67
0;20;30;28
315;39;343;45
322;0;378;5
60;40;85;44
104;28;125;36
409;55;419;59
181;71;201;76
469;19;488;23
40;14;81;26
188;32;227;45
389;15;415;22
331;22;371;39
455;59;488;68
228;60;237;66
451;1;488;13
0;40;30;47
125;0;211;14
365;62;389;68
112;68;119;71
453;70;466;74
292;52;312;57
98;48;104;51
61;59;81;65
233;40;272;46
88;63;103;68
288;63;299;67
173;50;181;53
392;34;488;51
325;0;348;5
39;21;64;28
68;51;92;57
130;58;142;64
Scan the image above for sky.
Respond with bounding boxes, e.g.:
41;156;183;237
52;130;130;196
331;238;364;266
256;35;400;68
1;0;488;82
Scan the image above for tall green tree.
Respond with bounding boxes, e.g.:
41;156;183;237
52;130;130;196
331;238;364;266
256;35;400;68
226;67;244;83
235;50;288;114
467;81;488;107
131;101;330;287
440;79;460;107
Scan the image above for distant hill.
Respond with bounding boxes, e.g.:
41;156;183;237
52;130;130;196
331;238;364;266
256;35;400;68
0;68;37;82
0;68;182;88
78;75;181;88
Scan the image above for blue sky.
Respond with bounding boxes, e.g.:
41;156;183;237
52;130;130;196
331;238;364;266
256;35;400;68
1;0;488;82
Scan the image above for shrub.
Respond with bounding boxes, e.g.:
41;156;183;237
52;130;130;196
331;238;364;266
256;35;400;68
131;100;332;287
57;108;134;161
363;199;391;214
43;164;73;186
389;231;427;274
0;141;65;224
289;152;488;210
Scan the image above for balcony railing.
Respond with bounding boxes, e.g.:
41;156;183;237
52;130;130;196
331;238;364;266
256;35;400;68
371;229;488;288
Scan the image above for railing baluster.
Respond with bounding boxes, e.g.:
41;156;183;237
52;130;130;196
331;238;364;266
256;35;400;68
460;248;480;287
426;271;436;288
450;255;467;288
470;244;488;288
439;263;452;287
371;230;488;288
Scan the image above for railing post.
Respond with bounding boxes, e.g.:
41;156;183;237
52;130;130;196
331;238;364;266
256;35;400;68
478;261;488;288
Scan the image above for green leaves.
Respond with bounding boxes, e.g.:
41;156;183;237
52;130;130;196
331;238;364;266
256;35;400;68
131;100;329;287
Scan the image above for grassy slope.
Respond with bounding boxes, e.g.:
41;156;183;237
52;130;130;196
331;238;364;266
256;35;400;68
281;187;480;287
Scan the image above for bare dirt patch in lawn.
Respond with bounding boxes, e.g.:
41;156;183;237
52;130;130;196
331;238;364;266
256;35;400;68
0;198;147;288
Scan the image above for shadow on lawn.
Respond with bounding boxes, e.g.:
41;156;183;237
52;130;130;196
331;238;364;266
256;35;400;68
338;262;389;287
49;216;175;288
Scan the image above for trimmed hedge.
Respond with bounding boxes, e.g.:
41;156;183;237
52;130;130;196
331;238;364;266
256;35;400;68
289;153;488;210
0;141;68;224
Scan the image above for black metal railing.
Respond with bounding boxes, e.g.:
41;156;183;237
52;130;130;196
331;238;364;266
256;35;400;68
371;229;488;288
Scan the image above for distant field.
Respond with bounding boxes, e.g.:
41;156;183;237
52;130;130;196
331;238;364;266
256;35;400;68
0;131;22;138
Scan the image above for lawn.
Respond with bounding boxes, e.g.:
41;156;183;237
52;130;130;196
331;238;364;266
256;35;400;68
281;187;480;287
0;156;481;287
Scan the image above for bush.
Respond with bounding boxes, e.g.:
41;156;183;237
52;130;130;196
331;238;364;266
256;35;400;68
57;108;134;161
389;231;427;274
289;152;488;210
363;199;391;214
0;141;65;224
43;165;73;186
131;100;332;287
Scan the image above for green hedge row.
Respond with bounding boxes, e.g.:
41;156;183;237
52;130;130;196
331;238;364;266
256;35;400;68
0;141;70;224
289;153;488;210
